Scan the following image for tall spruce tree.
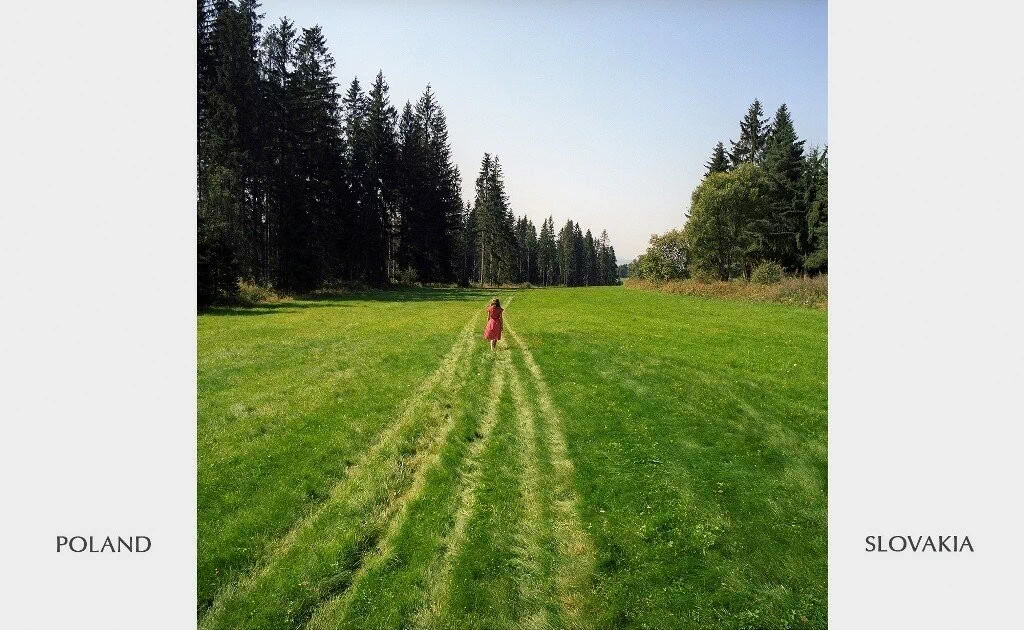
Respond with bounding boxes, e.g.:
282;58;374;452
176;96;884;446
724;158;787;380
277;25;345;291
340;77;367;278
397;100;425;276
555;220;570;285
392;86;462;282
419;88;463;281
537;216;556;286
525;218;538;283
472;153;493;284
802;146;828;273
489;157;517;283
362;71;399;284
236;0;267;283
763;104;805;185
705;141;730;176
572;223;586;286
514;216;531;282
729;99;770;167
760;103;807;270
606;245;618;284
583;229;597;285
258;16;297;286
198;0;264;303
197;0;215;163
597;229;618;285
456;200;473;285
197;0;218;306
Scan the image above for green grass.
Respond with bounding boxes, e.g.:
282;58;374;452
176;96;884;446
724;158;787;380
198;286;826;629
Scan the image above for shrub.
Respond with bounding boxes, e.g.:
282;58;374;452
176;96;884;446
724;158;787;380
236;281;285;305
750;261;783;285
630;229;688;281
394;267;419;284
689;266;719;284
308;279;370;297
624;274;827;309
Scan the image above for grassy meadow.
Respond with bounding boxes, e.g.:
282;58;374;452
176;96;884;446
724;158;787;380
198;286;827;629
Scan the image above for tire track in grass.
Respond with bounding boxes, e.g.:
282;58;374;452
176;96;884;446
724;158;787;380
356;348;506;630
305;298;516;629
200;314;480;630
507;321;598;630
304;359;503;630
505;358;551;630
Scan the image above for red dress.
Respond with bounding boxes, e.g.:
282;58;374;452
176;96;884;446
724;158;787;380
484;305;503;340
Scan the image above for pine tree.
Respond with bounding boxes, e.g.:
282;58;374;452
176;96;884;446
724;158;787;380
489;157;517;283
514;216;528;282
802;146;828;273
449;200;473;285
342;78;366;137
525;218;538;283
729;99;770;167
583;229;597;285
555;220;570;285
705;141;730;176
556;219;585;286
396;100;424;275
198;0;265;302
513;216;538;283
537;216;556;286
472;153;493;284
197;0;218;306
763;104;805;185
469;153;515;284
340;77;368;280
418;87;463;281
197;0;215;158
259;16;297;286
761;103;807;270
236;0;267;283
275;24;345;291
597;229;618;285
362;71;399;284
606;245;618;284
572;223;586;286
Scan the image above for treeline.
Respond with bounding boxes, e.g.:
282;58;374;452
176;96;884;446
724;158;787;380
631;99;827;282
198;1;619;305
468;154;619;287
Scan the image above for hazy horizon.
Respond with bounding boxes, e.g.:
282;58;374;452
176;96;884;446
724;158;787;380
260;0;827;263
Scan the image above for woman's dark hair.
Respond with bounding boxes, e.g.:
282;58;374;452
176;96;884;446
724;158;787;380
490;298;501;308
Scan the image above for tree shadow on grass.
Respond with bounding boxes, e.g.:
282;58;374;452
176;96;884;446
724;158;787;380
309;286;519;303
201;286;521;316
201;302;334;317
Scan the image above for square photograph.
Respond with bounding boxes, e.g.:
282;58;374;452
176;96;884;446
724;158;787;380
197;1;827;628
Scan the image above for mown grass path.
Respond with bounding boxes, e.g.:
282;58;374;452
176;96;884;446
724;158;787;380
198;286;826;629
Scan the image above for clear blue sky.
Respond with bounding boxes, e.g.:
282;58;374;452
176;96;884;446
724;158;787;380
261;0;827;262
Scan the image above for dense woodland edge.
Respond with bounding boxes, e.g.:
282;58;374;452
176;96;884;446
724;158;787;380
626;99;828;285
198;1;621;309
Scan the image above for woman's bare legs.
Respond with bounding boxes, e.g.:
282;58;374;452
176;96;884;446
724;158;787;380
490;339;497;351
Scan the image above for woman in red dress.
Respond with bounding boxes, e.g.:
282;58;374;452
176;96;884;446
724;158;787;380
483;298;503;351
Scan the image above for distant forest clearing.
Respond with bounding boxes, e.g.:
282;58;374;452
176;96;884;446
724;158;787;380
198;287;827;629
